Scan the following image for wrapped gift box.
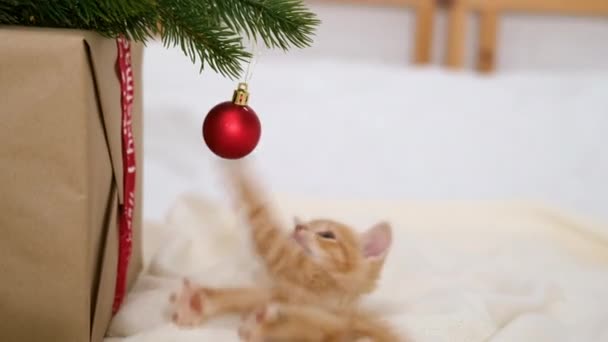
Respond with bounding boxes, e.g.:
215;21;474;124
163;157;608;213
0;28;143;342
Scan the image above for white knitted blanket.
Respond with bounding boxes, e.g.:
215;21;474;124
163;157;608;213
106;194;608;342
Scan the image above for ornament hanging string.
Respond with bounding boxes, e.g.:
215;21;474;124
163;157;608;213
242;13;263;84
242;41;259;84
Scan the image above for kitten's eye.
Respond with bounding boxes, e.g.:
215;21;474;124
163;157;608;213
317;231;336;239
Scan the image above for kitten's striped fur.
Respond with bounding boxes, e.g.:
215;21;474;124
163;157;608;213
169;162;400;341
239;302;401;342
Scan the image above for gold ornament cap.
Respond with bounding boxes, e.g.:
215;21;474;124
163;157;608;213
232;82;250;106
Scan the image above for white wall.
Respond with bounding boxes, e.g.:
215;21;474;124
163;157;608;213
273;3;608;72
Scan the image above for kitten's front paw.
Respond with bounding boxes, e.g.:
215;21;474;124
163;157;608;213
237;303;281;341
169;278;209;327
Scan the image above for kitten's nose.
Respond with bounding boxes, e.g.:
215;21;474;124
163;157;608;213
295;224;305;232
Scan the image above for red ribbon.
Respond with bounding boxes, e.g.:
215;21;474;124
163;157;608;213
112;36;136;314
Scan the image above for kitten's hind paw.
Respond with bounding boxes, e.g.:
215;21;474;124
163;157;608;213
169;278;209;327
238;303;282;341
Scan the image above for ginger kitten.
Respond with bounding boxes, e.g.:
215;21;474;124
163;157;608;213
169;162;399;341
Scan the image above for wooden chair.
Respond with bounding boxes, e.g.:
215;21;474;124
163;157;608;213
316;0;608;73
445;0;608;73
311;0;440;65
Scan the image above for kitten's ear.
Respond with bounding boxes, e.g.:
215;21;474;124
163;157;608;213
361;222;392;259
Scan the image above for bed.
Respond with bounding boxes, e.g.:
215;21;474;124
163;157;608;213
105;9;608;341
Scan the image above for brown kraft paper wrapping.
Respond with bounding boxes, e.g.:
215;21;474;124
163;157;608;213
0;28;143;342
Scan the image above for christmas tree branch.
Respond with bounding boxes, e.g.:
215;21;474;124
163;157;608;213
212;0;319;49
156;0;251;77
0;0;319;79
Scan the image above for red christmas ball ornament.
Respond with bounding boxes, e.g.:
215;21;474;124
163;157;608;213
202;83;261;159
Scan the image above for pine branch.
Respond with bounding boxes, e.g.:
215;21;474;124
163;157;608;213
210;0;320;49
156;0;251;78
0;2;18;24
0;0;320;79
75;1;158;40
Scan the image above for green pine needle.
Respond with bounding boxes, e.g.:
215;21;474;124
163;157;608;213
0;0;320;79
